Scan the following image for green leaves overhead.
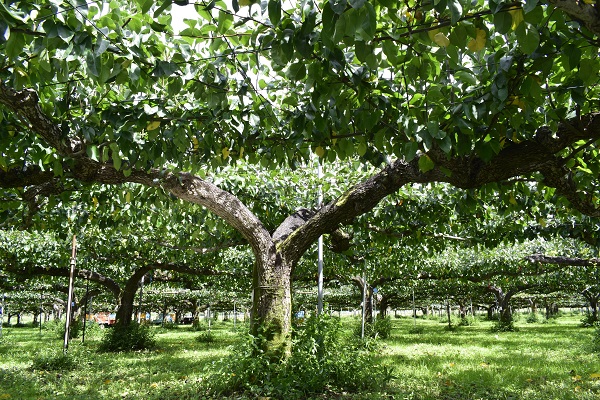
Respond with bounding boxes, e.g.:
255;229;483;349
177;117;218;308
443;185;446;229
0;0;599;217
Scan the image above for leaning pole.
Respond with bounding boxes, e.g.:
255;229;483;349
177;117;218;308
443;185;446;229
63;235;77;354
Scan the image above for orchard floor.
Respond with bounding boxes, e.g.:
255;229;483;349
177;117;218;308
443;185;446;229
0;314;599;399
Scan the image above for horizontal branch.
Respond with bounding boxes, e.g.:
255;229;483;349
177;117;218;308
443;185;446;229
525;254;600;266
547;0;600;35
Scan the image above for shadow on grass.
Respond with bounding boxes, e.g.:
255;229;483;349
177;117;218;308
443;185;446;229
383;317;600;400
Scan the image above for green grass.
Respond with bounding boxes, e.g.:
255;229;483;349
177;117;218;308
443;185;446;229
0;315;599;399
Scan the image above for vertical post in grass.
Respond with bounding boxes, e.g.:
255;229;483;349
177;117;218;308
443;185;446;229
233;301;237;330
39;292;43;334
137;275;145;324
361;261;367;340
0;293;4;338
207;304;211;332
373;287;377;319
412;289;416;327
446;298;451;329
317;159;324;315
63;235;77;354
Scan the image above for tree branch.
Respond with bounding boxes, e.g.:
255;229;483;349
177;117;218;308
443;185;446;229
546;0;600;35
525;254;600;266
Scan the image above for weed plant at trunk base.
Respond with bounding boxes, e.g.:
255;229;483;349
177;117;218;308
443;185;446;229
201;313;394;398
581;313;598;327
30;351;76;372
43;319;83;339
98;322;156;352
354;316;393;339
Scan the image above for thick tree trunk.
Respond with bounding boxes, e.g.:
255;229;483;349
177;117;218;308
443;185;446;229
529;298;537;314
486;305;495;320
250;247;292;360
115;288;137;327
582;290;600;321
499;303;512;325
591;299;598;320
379;295;390;319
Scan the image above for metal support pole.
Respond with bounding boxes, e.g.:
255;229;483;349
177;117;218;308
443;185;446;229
207;305;211;332
39;292;43;335
63;235;77;354
412;289;416;327
0;293;4;338
373;289;377;319
137;276;144;324
361;261;367;340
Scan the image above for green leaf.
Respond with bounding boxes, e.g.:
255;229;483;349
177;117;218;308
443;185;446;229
113;150;122;171
268;0;281;26
153;0;172;17
87;145;100;162
355;41;374;63
579;59;600;86
448;0;463;25
357;140;368;156
4;32;24;58
515;23;539;55
349;0;366;8
217;10;233;33
329;0;347;14
493;12;512;35
321;2;338;47
438;136;452;154
53;159;63;177
94;36;110;56
355;3;377;41
418;154;435;172
449;24;467;47
0;3;25;25
523;0;538;14
139;0;154;14
427;122;445;139
562;45;581;70
403;141;419;162
286;63;306;80
86;53;100;77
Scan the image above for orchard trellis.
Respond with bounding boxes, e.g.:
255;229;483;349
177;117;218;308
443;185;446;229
1;0;600;359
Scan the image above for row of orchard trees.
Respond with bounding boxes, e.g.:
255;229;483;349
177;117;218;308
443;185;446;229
2;177;600;333
1;0;600;359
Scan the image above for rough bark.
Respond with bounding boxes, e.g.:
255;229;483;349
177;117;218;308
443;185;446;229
251;244;293;359
546;0;600;35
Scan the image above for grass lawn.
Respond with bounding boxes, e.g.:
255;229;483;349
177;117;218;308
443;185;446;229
0;314;599;399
